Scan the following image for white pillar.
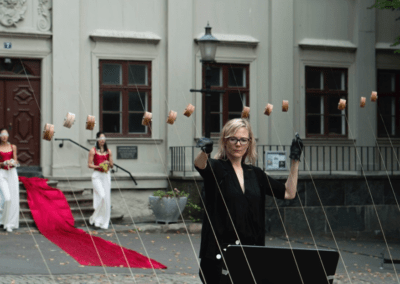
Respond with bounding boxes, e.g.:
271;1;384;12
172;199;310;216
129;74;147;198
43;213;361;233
270;0;295;146
167;0;194;169
52;0;81;176
355;0;376;147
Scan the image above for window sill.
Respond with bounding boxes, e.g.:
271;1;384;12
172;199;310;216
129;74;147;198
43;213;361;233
376;138;400;146
87;138;163;145
194;137;258;144
302;138;356;146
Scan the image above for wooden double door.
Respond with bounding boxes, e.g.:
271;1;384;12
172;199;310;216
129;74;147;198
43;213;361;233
0;59;41;166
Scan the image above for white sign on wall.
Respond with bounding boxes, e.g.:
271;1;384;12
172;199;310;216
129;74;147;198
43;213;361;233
265;151;288;171
4;42;11;49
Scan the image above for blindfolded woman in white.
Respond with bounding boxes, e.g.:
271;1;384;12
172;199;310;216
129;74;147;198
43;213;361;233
87;132;114;229
0;128;20;232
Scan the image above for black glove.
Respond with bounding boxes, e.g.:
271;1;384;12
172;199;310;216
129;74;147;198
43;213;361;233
289;133;304;161
196;138;213;154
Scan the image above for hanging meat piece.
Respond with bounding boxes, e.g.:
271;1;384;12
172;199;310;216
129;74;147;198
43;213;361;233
183;104;195;117
86;115;95;130
282;100;289;112
167;110;178;125
42;123;55;141
142;112;152;126
264;103;273;116
241;106;250;119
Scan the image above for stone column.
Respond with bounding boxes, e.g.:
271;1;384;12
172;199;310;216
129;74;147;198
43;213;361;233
269;0;295;146
52;0;81;176
167;0;194;170
355;0;376;147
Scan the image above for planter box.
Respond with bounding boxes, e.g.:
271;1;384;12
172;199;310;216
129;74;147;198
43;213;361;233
149;196;188;224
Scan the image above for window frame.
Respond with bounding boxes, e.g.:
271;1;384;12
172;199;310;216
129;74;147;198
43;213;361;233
99;60;152;137
377;69;400;138
202;63;250;136
305;66;348;138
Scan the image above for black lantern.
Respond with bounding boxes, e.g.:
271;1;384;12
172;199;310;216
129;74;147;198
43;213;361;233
197;23;219;62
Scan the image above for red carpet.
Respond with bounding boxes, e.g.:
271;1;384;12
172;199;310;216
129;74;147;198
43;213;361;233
19;176;166;269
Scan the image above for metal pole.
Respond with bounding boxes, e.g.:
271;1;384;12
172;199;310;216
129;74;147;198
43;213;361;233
205;63;212;138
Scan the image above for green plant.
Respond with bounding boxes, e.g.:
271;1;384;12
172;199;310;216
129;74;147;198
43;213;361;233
152;189;189;199
368;0;400;54
186;200;202;223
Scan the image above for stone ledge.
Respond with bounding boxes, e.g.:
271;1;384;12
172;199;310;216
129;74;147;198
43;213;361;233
44;174;168;181
299;38;357;51
0;30;52;39
90;29;161;44
87;138;163;145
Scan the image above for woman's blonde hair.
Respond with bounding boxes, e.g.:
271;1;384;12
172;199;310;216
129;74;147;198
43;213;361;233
214;118;257;165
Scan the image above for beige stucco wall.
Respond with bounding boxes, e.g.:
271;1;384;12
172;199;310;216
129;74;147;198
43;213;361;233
0;0;398;185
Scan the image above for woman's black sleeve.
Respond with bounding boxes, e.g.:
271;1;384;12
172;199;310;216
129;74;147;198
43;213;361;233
257;167;286;200
195;158;216;181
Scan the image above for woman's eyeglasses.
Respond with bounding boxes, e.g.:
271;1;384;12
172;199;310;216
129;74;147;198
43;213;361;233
227;137;250;145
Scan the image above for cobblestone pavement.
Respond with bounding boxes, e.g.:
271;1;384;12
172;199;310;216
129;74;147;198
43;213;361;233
2;229;400;284
0;273;200;284
0;273;396;284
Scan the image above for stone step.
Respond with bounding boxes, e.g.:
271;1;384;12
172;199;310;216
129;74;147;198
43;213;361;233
19;186;84;200
18;180;58;191
20;206;95;220
17;166;44;178
19;211;124;228
19;196;93;209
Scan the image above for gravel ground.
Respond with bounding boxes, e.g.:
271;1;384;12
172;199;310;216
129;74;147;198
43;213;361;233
0;273;393;284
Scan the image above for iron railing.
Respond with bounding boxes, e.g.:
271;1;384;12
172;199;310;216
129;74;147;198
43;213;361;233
170;145;400;176
55;138;137;185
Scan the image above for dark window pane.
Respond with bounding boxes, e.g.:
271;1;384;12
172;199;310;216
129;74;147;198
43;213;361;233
210;94;222;112
307;95;322;114
103;91;121;111
378;116;394;137
103;113;121;133
378;97;395;114
228;68;245;87
306;68;322;89
13;62;24;74
327;70;345;90
228;113;242;121
129;92;146;111
229;93;245;112
128;64;147;85
210;67;222;86
307;115;322;134
328;96;344;115
328;116;344;135
102;64;122;85
129;113;146;133
0;61;32;75
210;114;221;133
378;72;395;93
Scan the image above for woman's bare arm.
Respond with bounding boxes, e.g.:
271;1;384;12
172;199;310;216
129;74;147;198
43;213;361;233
88;148;100;169
194;151;209;170
12;145;18;165
284;160;299;199
108;149;114;168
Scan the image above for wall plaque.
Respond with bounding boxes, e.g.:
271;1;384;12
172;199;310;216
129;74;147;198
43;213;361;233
265;151;288;171
117;146;138;159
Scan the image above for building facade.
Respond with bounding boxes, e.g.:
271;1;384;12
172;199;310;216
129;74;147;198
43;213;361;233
0;0;399;205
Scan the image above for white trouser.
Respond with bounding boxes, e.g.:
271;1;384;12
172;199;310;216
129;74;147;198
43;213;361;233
0;168;19;231
89;170;111;229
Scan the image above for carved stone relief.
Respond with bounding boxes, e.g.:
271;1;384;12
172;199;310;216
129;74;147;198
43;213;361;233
37;0;51;32
0;0;27;27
